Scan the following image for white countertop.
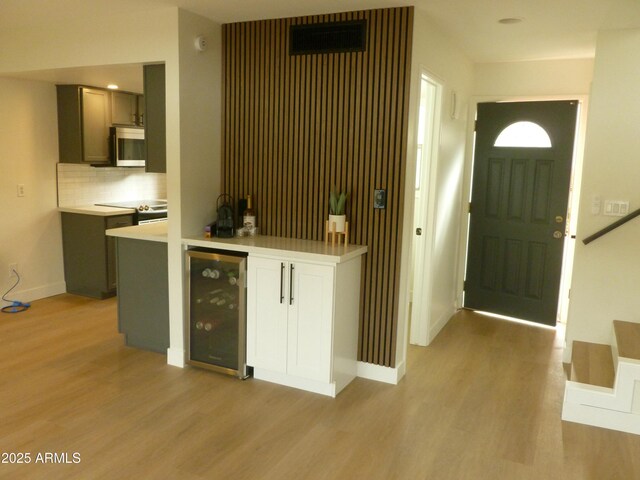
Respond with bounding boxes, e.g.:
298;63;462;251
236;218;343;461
183;234;367;263
58;205;136;216
106;221;168;243
104;224;366;260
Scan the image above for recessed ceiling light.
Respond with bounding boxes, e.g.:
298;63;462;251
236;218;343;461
107;84;119;90
498;17;523;25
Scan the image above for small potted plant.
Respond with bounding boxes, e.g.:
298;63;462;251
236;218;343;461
329;187;348;233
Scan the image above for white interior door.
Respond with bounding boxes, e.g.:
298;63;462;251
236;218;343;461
410;73;442;346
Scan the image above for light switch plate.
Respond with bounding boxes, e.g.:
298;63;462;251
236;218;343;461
374;189;386;209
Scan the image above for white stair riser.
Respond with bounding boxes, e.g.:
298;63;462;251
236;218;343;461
562;402;640;436
563;360;640;434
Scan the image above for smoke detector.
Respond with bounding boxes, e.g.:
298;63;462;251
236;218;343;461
195;35;207;52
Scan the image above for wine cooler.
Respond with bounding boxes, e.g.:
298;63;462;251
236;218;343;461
186;248;249;378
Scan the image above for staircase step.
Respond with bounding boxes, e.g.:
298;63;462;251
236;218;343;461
570;341;615;388
614;320;640;360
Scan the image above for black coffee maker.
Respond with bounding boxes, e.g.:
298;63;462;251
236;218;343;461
215;194;235;238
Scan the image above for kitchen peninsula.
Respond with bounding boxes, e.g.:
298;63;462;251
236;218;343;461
106;222;169;353
108;221;367;397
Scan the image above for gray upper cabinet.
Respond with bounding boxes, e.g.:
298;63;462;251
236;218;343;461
111;91;141;126
137;95;145;127
143;64;166;173
57;85;111;165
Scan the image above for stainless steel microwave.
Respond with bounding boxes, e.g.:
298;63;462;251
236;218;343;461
111;126;145;167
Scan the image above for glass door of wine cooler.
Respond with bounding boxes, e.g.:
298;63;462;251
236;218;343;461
186;249;249;378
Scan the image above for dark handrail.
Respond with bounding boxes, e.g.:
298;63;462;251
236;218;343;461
583;208;640;245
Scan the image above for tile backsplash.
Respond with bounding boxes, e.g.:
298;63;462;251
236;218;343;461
57;163;167;207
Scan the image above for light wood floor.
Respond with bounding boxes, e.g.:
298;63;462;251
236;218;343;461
1;295;639;480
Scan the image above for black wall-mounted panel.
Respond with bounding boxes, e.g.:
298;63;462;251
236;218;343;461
290;20;367;55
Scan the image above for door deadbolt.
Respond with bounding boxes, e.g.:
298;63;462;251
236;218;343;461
555;215;564;223
416;228;422;236
553;230;563;239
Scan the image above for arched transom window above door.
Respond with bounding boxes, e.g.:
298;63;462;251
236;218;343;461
494;121;552;148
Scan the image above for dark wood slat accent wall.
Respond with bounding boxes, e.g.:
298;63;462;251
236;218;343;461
222;7;413;367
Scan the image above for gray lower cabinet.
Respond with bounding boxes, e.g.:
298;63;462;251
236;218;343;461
115;238;169;353
61;213;133;298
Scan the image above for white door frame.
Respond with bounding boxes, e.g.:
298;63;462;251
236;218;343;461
409;70;443;346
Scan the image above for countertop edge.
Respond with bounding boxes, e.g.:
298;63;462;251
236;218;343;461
182;235;367;264
59;205;137;216
106;223;168;243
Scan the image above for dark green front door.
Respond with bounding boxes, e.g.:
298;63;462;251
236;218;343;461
464;101;578;326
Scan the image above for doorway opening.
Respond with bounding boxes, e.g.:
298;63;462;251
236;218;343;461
462;100;583;327
409;72;442;346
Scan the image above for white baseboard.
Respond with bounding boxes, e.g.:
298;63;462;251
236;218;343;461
166;347;185;367
253;368;336;397
357;360;405;385
563;341;573;364
429;307;455;343
0;281;66;307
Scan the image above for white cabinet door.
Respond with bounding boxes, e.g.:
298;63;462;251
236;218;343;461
287;262;334;382
247;257;287;372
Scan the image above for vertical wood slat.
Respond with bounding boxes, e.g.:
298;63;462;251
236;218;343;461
221;7;413;368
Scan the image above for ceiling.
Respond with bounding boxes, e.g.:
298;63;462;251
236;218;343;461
3;0;640;88
8;64;145;93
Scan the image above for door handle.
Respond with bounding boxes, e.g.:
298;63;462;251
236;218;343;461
416;228;422;236
289;264;295;305
553;230;564;239
280;262;285;304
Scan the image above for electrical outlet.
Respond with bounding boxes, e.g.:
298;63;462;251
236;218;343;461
17;184;25;197
604;200;630;217
9;263;18;278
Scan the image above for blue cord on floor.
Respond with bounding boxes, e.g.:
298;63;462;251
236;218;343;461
1;270;30;314
1;300;30;313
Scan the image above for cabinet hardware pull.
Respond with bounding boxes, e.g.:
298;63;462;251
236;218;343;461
289;264;294;305
280;262;285;304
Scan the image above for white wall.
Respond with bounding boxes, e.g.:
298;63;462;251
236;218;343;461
474;59;594;97
565;29;640;357
177;10;222;237
397;8;474;369
0;78;65;304
166;10;222;366
0;8;178;72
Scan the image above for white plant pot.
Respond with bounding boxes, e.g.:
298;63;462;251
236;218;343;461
328;214;346;233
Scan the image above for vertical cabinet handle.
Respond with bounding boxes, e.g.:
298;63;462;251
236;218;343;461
289;264;295;305
280;262;285;304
